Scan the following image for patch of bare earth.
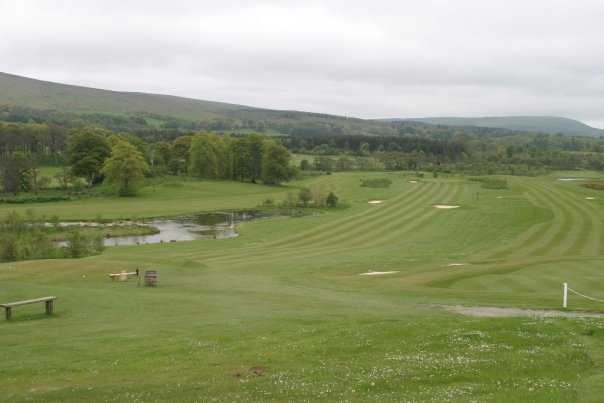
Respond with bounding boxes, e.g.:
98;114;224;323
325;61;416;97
440;305;604;318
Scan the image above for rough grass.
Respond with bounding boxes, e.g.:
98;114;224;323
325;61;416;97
48;224;159;242
2;172;604;402
469;176;509;190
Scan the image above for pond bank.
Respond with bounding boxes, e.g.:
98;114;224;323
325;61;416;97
53;208;310;246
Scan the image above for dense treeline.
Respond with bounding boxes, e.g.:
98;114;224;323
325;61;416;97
280;133;465;159
0;123;293;195
0;122;66;164
3;117;604;194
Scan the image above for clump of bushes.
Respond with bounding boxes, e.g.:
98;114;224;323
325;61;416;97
360;178;392;188
469;177;509;190
0;195;73;204
582;182;604;191
62;229;105;258
280;187;339;208
0;211;105;263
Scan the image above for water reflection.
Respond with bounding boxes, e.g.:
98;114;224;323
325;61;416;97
102;210;266;246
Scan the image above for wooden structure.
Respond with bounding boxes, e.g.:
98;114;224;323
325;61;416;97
108;269;139;281
144;270;158;287
1;296;56;320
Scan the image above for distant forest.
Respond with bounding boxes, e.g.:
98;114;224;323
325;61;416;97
2;103;604;180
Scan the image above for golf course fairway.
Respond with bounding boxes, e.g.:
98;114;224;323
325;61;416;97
2;172;604;402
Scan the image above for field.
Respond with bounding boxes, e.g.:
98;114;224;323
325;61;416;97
2;172;604;401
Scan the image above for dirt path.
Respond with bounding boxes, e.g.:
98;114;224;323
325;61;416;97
439;305;604;318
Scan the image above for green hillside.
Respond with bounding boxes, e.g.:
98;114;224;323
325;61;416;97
403;116;604;137
0;72;270;120
2;72;602;138
0;72;393;136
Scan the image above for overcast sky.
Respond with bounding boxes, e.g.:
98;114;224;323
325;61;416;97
1;0;604;127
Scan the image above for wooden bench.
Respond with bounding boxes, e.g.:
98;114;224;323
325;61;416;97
1;296;57;320
108;269;139;281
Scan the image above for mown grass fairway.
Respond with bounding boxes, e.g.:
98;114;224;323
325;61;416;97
2;172;604;402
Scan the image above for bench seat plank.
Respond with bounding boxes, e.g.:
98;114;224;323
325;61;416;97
1;296;57;308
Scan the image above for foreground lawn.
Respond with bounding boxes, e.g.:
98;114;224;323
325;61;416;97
2;172;604;401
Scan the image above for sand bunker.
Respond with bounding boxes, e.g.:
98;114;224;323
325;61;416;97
447;263;468;267
359;271;399;276
368;200;384;204
434;205;460;209
408;180;418;184
440;305;604;318
586;197;596;200
558;178;581;181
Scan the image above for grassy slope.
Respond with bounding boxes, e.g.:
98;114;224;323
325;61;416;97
0;72;244;120
2;172;604;401
0;177;300;220
0;73;388;135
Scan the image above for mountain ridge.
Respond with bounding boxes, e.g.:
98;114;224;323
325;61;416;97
1;71;602;137
386;116;604;137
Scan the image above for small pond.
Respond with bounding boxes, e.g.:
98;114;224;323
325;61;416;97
58;210;290;247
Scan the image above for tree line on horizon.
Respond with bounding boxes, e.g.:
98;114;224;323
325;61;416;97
0;124;293;196
2;120;604;197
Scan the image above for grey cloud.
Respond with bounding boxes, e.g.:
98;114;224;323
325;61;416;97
1;0;604;125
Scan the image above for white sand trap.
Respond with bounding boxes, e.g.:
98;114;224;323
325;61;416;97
359;271;399;276
586;197;596;200
408;180;418;184
441;305;604;318
447;263;468;267
558;178;581;181
368;200;384;204
434;205;460;209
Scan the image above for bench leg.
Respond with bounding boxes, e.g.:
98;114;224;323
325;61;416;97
45;300;54;315
5;307;11;320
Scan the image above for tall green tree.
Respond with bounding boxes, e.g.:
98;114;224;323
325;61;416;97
102;140;148;196
1;152;30;194
67;129;111;186
172;135;192;174
189;134;220;179
231;137;253;181
261;140;290;185
248;134;265;183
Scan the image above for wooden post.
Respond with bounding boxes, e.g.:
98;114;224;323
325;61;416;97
5;307;11;320
563;283;568;308
45;300;52;315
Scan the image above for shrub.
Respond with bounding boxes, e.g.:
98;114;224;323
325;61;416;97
298;188;312;207
582;182;604;191
469;177;509;190
0;236;18;261
360;178;392;188
262;197;275;207
0;195;72;204
326;192;338;208
0;211;105;262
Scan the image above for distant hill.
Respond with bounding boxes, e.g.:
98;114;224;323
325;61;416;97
396;116;604;137
0;71;264;120
2;72;601;139
0;72;387;131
